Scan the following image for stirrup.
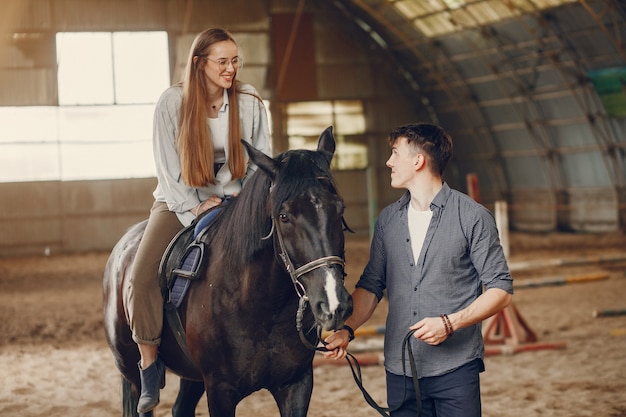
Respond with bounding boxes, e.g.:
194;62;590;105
171;243;205;280
169;243;205;308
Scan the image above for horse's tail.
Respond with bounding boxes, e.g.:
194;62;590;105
121;376;140;417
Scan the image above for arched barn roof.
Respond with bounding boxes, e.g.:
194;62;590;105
331;0;626;232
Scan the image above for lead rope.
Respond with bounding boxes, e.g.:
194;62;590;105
342;330;421;416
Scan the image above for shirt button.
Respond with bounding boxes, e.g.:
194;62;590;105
410;263;414;267
413;311;417;316
414;286;418;291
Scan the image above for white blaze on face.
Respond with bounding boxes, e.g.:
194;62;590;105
324;270;340;314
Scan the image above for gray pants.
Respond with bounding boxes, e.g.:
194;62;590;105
127;201;184;346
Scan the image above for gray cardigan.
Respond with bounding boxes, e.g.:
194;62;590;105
151;84;271;226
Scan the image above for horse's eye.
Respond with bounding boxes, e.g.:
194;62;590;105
278;213;289;223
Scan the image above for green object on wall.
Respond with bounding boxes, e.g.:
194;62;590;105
587;67;626;117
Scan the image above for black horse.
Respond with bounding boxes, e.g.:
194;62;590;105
103;127;353;417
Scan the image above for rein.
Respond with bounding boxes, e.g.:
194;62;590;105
344;330;422;417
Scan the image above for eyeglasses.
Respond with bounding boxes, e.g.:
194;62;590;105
207;57;241;70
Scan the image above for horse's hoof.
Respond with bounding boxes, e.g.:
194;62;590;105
137;358;165;413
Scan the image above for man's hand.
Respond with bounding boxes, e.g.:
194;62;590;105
410;316;449;345
322;329;352;360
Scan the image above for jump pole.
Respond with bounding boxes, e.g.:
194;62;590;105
509;253;626;272
485;341;566;356
315;326;386;367
320;325;386;340
482;200;566;356
313;352;382;368
592;308;626;318
514;272;609;289
610;329;626;337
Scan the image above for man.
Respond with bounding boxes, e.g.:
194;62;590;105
324;123;513;416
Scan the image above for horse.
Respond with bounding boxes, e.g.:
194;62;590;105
103;126;354;417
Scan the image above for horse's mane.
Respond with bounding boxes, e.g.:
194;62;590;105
207;148;339;271
268;149;338;215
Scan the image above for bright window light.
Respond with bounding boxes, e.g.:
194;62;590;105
56;32;115;105
112;32;170;104
393;0;578;37
56;31;169;105
287;100;368;170
0;31;170;183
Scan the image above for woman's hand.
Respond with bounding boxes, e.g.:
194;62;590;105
194;195;223;216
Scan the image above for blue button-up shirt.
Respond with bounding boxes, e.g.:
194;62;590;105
356;183;513;377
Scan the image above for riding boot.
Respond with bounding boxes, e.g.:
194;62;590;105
137;358;165;414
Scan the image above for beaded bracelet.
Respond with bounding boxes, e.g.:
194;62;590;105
440;314;453;336
440;315;450;335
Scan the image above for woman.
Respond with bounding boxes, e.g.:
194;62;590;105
126;28;271;414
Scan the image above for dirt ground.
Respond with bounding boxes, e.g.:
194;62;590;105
1;231;626;417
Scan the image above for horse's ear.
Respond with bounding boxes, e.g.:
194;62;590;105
242;140;279;179
317;126;336;165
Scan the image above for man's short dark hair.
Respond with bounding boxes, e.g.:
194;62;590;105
389;123;453;176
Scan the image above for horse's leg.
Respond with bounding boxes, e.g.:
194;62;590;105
205;382;241;417
172;379;205;417
271;366;314;417
121;376;139;417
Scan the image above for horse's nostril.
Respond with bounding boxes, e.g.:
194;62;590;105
317;301;330;316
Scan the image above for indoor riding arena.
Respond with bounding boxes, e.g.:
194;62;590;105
1;1;625;417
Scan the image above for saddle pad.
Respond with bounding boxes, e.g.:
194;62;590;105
170;277;191;308
178;244;203;276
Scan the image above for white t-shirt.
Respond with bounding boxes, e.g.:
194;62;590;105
208;117;226;164
408;202;432;262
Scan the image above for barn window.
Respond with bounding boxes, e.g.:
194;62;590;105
286;100;367;170
56;32;169;105
0;31;169;183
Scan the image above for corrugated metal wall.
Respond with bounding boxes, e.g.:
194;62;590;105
0;0;624;255
0;0;419;255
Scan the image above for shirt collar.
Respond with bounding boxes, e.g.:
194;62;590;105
396;181;451;212
218;88;230;112
430;182;451;210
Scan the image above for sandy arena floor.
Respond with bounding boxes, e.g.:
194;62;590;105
1;232;625;417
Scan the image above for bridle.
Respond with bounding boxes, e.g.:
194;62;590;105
263;210;422;417
262;214;345;350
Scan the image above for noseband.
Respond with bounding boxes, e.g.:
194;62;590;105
263;215;345;350
263;216;345;296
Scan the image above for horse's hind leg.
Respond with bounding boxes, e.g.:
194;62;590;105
271;366;314;417
172;379;205;417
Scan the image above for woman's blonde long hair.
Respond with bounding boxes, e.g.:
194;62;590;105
177;28;246;187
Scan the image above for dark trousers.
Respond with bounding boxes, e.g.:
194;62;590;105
386;359;482;417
